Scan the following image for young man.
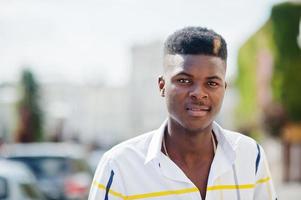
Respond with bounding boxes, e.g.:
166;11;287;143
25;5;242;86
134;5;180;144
89;27;277;200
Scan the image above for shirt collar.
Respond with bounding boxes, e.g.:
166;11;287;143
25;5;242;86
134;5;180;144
212;121;238;163
144;120;239;165
144;119;167;164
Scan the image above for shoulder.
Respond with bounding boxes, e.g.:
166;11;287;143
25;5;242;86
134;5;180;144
103;130;156;162
214;122;258;149
222;128;261;156
221;128;266;174
223;129;257;146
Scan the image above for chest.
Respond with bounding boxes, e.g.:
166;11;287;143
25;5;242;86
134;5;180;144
177;159;213;199
117;155;256;200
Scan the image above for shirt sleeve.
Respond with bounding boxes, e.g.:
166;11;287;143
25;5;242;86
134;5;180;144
88;152;126;200
253;144;277;200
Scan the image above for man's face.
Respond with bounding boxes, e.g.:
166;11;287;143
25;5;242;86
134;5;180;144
159;54;227;133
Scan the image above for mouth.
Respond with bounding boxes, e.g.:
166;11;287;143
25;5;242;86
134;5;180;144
186;106;211;117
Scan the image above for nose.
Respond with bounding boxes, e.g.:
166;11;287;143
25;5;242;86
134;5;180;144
189;84;208;101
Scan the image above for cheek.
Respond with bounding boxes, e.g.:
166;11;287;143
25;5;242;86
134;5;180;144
165;87;185;106
167;85;186;97
211;90;225;106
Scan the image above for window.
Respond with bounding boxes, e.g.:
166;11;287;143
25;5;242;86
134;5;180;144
0;177;8;199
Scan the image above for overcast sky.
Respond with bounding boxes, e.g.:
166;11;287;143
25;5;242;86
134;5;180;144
0;0;284;86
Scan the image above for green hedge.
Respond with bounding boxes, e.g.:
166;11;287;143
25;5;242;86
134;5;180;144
236;2;301;138
236;20;274;128
271;2;301;122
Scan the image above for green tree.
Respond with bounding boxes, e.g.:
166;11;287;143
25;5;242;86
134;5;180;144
236;2;301;137
271;2;301;122
16;68;44;142
235;20;275;138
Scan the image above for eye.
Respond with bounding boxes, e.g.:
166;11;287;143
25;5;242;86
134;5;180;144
207;81;218;87
177;78;192;84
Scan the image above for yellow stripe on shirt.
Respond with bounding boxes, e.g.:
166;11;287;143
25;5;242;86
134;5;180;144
93;177;271;199
207;184;254;191
207;177;270;191
127;187;199;199
256;177;270;184
93;181;126;199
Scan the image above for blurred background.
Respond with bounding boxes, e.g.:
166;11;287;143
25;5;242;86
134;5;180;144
0;0;300;199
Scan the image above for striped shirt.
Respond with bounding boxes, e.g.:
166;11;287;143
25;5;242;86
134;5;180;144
89;121;277;200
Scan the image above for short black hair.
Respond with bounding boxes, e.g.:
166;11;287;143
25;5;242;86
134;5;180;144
164;26;227;61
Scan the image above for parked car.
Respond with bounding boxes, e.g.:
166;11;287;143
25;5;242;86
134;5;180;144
2;143;93;200
0;159;45;200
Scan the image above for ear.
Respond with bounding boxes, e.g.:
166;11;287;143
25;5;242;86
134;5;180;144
158;76;165;97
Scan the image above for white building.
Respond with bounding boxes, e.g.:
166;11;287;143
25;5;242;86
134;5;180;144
41;82;131;145
0;82;132;146
129;40;167;135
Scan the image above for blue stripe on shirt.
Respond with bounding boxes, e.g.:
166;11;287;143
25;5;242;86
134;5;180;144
104;170;115;200
255;144;261;175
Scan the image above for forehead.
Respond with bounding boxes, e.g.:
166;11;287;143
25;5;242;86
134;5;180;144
163;54;226;76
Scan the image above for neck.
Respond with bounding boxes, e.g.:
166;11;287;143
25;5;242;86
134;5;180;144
164;119;215;164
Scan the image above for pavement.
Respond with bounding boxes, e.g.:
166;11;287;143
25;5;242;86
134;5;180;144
262;138;301;199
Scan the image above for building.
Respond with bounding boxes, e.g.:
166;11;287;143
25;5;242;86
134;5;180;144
129;40;167;134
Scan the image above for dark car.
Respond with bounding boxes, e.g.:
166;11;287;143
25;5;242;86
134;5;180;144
3;143;93;200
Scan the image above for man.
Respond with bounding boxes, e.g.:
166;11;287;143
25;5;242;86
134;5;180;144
89;27;277;200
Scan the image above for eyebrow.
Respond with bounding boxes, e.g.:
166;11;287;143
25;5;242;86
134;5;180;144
174;72;193;77
206;76;223;81
175;73;223;81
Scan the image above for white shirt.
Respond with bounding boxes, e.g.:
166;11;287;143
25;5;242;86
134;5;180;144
89;121;277;200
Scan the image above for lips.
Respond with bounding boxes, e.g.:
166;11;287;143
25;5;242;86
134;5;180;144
186;105;211;117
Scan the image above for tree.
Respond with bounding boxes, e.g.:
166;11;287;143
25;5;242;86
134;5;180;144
236;2;301;137
15;68;44;142
271;2;301;122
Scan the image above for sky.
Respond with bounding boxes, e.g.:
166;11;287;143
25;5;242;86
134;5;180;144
0;0;284;86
